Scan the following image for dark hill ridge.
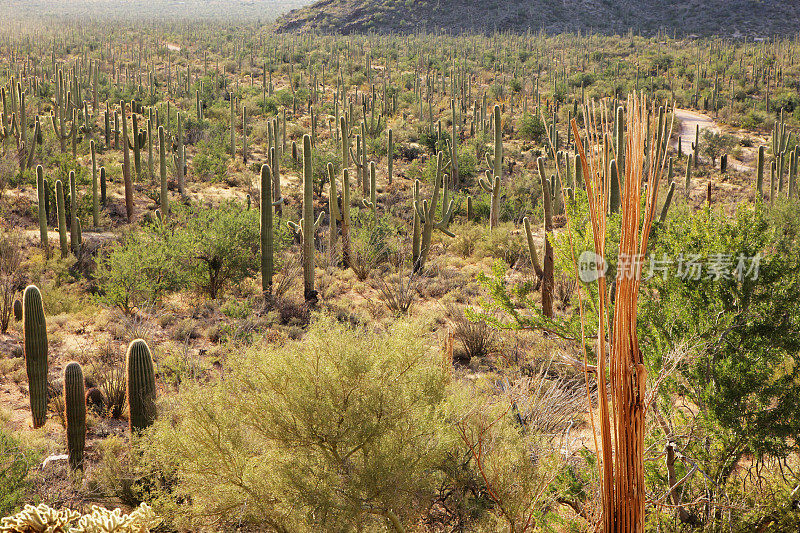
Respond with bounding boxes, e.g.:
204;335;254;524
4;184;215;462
275;0;800;36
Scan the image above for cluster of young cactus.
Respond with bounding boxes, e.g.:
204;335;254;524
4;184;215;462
0;503;157;532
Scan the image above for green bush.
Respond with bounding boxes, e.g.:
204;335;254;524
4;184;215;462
95;225;180;312
144;318;452;531
171;202;261;299
519;113;546;143
0;428;37;516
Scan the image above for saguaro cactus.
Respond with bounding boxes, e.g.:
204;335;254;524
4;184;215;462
55;180;68;258
23;285;48;429
537;157;554;318
387;128;394;185
288;135;322;303
158;126;168;217
64;362;86;470
756;145;765;199
36;166;48;255
68;171;78;254
414;151;455;272
523;217;544;278
126;339;157;432
362;161;377;213
90;141;99;227
121;101;134;221
229;93;236;157
481;104;503;229
261;164;274;296
175;112;186;196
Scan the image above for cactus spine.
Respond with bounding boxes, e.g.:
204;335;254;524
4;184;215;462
23;285;48;429
64;362;85;470
126;339;157;432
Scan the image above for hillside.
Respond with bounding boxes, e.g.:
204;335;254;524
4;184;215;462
275;0;800;36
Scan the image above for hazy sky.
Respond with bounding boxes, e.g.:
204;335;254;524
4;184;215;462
0;0;313;20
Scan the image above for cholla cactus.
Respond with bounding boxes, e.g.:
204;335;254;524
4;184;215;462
0;504;80;532
0;503;158;533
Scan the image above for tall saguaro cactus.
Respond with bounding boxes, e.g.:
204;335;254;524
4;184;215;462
537;157;554;318
121;101;134;221
481;105;503;229
288;135;322;303
36;166;48;255
126;339;157;432
64;362;86;470
23;285;48;429
158;126;169;217
90;141;99;227
261;164;274;296
414;151;455;272
55;180;68;258
68;171;78;254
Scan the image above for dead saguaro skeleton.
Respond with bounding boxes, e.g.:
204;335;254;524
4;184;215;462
567;94;672;531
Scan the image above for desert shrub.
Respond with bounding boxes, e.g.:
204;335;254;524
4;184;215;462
373;244;418;316
0;428;37;516
95;225;179;312
448;305;494;362
191;138;229;182
701;130;737;165
145;318;452;531
349;211;396;281
171;202;260;299
519;113;546;143
0;230;24;334
476;223;527;267
449;222;486;258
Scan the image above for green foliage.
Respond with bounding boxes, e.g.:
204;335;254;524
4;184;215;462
171;202;261;299
644;201;800;463
144;318;452;531
701;130;737;164
191;138;229;182
519;113;546;143
95;224;180;312
0;429;37;517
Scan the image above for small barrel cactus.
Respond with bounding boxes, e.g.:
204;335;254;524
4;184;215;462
23;285;48;428
64;362;86;470
13;299;22;321
126;339;157;432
